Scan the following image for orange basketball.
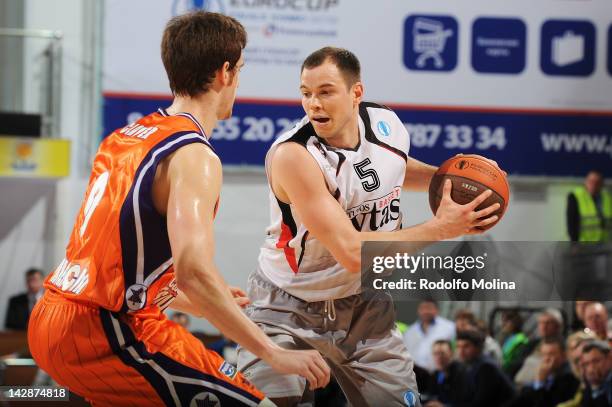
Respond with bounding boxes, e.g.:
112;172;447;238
429;155;510;230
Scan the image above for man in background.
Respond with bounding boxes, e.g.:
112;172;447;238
583;303;610;342
515;308;565;385
567;170;611;242
4;268;44;330
404;299;456;372
424;339;469;406
581;340;612;406
455;329;516;406
454;308;502;366
512;337;579;407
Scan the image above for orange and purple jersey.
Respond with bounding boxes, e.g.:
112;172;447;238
45;108;213;314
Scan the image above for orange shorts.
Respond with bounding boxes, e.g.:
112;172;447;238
28;290;265;406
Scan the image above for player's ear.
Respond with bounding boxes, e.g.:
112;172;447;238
217;61;232;86
352;81;364;105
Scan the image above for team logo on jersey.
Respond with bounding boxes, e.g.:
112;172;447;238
403;390;418;407
190;392;220;407
125;283;147;311
347;187;401;231
153;278;179;311
377;120;391;137
218;361;238;379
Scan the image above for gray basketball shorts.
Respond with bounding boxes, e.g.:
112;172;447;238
237;271;421;407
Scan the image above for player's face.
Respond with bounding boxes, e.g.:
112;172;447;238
300;60;362;141
219;54;244;120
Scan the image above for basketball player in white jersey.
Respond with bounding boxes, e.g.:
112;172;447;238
237;47;502;406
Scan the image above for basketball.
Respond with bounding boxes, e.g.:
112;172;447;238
429;155;510;230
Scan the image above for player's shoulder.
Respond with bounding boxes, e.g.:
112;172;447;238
360;101;393;112
359;101;408;155
273;115;314;147
359;101;402;125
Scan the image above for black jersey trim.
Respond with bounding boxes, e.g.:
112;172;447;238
359;102;407;162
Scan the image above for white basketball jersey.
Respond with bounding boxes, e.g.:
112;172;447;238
258;102;410;301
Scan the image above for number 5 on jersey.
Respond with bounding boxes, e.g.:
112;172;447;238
353;158;380;192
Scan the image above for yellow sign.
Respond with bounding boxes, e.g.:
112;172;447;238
0;137;71;178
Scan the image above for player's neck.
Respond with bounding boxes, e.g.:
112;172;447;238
166;94;219;137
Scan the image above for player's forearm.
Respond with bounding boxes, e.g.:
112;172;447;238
168;289;204;317
360;218;445;242
176;263;278;360
403;158;437;191
336;220;445;273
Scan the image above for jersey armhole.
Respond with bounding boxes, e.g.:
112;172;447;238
138;132;212;218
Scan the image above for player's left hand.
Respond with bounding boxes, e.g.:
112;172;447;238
454;153;507;176
229;286;250;308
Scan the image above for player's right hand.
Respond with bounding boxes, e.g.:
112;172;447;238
435;179;500;239
264;348;331;390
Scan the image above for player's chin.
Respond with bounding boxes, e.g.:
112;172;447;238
312;120;332;136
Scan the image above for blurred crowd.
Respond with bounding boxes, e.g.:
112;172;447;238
3;269;611;406
402;299;612;407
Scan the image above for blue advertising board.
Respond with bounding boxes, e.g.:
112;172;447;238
104;95;612;177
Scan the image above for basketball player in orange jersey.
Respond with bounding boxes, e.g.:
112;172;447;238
27;12;329;406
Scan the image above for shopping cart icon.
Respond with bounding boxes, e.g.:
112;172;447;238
413;18;454;68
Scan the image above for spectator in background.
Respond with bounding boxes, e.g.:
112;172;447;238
567;169;611;242
397;319;432;394
455;308;503;366
500;309;529;378
583;302;610;342
403;299;455;372
581;340;612;407
170;311;191;330
512;337;579;407
424;339;470;407
4;268;44;330
572;301;594;332
515;308;565;385
454;329;516;406
559;331;598;407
